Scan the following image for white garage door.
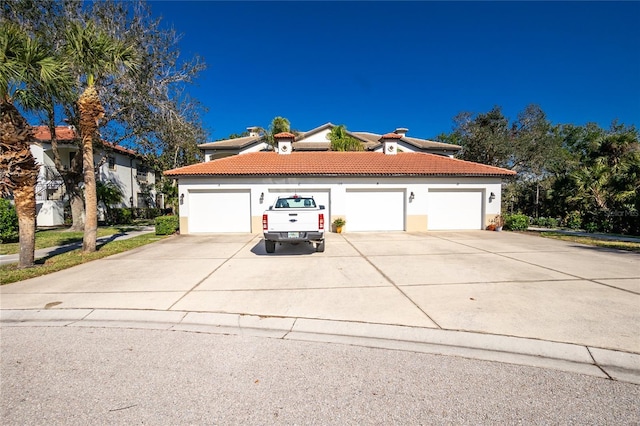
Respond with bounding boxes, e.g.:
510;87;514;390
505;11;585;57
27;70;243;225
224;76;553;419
188;190;251;233
346;190;405;231
428;190;483;230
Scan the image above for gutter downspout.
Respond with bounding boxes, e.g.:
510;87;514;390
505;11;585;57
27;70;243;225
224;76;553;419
130;157;134;208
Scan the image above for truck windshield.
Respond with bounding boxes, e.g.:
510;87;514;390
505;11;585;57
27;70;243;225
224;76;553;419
275;197;316;208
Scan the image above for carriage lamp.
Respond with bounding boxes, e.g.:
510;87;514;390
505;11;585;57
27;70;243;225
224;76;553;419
409;192;415;202
489;192;496;202
180;193;184;205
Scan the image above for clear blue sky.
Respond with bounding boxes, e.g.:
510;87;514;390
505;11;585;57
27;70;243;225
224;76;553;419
149;1;640;141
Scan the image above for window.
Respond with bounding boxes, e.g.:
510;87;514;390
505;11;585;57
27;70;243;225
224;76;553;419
137;165;148;181
68;152;76;169
137;193;148;208
108;156;116;170
275;197;316;209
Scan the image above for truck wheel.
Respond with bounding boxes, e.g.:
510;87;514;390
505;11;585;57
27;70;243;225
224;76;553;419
265;240;276;253
316;240;325;252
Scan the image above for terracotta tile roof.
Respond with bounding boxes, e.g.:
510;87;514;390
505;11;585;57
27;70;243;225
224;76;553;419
100;141;138;157
33;125;77;141
165;152;516;177
32;125;139;157
380;132;403;139
274;132;296;139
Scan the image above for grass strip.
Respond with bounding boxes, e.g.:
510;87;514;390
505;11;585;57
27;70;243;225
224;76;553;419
539;232;640;252
1;233;168;285
0;227;140;255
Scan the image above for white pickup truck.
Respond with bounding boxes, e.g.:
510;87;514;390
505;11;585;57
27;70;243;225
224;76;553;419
262;195;326;253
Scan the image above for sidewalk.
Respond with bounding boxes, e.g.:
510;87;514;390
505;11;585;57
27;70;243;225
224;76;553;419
528;227;640;243
0;227;155;266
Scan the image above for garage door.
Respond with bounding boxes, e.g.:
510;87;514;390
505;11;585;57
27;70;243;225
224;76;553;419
188;190;250;233
428;190;483;230
346;190;405;231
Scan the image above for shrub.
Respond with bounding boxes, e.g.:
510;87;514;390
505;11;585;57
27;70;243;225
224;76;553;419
155;215;179;235
535;217;559;228
584;222;598;233
565;211;582;229
0;198;19;243
112;208;133;225
504;213;529;231
131;207;163;220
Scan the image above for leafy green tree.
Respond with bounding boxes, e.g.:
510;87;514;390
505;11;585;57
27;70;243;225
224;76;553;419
448;106;513;168
327;124;363;151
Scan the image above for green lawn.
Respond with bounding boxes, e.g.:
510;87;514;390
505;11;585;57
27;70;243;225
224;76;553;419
538;232;640;252
0;226;139;255
1;233;168;285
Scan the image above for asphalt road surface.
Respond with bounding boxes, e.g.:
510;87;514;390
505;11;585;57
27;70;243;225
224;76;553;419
2;326;638;425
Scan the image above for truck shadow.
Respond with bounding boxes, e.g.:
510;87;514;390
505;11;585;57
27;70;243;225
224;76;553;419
250;239;319;256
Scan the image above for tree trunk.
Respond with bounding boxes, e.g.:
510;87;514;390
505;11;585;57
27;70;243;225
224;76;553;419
0;100;39;268
78;86;105;253
82;131;97;252
13;180;37;268
68;191;85;231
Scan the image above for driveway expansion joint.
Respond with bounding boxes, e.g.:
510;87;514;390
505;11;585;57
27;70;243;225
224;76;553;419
586;346;614;380
342;235;443;329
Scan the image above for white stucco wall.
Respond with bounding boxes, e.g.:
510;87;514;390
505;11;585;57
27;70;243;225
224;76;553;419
98;153;156;208
31;142;156;221
297;128;332;143
176;176;504;234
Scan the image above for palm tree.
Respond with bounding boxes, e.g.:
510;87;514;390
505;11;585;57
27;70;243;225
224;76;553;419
0;23;69;268
327;124;363;151
63;20;137;252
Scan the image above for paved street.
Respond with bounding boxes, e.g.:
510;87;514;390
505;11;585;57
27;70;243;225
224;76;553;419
2;326;638;425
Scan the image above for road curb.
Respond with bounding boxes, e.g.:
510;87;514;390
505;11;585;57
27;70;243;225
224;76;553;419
2;308;639;385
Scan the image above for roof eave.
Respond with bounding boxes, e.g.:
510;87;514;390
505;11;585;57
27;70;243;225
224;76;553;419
164;172;515;178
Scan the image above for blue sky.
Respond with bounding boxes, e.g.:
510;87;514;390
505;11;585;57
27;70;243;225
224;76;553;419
149;1;640;141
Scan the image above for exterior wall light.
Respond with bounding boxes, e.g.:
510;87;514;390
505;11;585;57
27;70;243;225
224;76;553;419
489;192;496;202
180;193;184;205
409;191;415;202
259;192;264;203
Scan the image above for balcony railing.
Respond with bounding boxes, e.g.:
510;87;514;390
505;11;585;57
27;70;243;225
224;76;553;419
36;166;65;201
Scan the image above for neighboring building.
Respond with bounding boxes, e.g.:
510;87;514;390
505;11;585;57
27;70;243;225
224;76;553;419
166;132;515;234
30;126;157;226
198;123;461;161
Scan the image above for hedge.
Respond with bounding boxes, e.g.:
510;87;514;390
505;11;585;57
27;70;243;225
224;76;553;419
0;198;19;243
155;215;179;235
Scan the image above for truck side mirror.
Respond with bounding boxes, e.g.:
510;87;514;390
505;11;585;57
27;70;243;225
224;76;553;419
269;206;273;210
319;205;325;210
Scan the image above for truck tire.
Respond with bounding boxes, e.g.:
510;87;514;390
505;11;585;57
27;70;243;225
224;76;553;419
265;240;276;253
316;240;325;252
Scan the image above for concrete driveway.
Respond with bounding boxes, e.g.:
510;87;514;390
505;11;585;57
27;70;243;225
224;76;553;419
2;231;638;355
